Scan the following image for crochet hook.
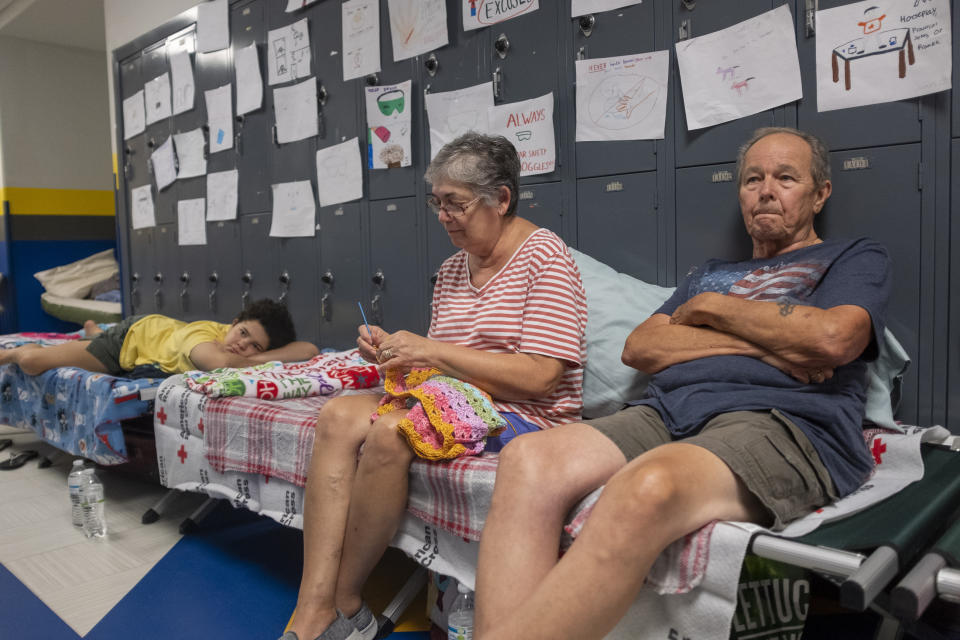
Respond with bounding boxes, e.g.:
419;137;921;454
358;301;373;343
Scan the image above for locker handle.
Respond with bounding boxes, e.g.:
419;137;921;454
320;292;331;321
131;272;140;308
578;14;595;38
365;73;379;87
494;34;510;60
241;270;253;284
318;85;328;106
278;270;290;304
424;53;439;77
492;67;503;101
804;0;817;38
208;271;218;311
241;290;250;309
321;270;334;286
272;124;279;147
179;272;190;296
370;294;383;325
371;269;385;288
681;0;695;10
154;272;164;284
235;115;244;157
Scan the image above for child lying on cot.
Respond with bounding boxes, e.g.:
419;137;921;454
0;299;319;377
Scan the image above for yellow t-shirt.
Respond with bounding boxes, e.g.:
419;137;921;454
118;315;230;373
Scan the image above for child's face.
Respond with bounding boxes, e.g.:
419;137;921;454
223;320;270;356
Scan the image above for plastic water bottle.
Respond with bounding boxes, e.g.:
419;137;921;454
447;582;474;640
79;469;107;538
67;460;86;527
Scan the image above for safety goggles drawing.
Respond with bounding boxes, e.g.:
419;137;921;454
377;90;406;116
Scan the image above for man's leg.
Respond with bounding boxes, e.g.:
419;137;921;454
288;394;381;640
0;341;108;376
479;442;768;640
475;423;627;634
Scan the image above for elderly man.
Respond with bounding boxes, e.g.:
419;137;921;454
474;127;891;639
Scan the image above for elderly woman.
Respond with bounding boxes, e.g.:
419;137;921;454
281;133;587;640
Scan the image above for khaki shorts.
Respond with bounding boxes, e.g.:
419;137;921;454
85;315;145;376
587;404;837;530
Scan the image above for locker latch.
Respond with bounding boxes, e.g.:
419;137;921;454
492;67;503;100
179;272;190;310
208;271;218;311
425;53;439;77
805;0;817;38
320;293;331;321
241;270;253;309
494;34;510;59
278;270;291;304
131;272;140;309
578;14;595;38
681;0;695;10
678;19;691;41
153;272;163;309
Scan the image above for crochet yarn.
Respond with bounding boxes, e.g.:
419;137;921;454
374;368;506;460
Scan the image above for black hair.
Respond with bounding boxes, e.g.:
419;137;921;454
235;299;297;349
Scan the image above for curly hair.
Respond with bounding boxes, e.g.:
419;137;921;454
235;299;297;349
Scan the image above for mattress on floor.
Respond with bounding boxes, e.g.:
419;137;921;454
0;330;162;464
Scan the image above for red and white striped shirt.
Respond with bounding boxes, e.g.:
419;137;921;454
428;228;587;429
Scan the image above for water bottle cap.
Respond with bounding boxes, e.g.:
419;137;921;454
457;582;471;594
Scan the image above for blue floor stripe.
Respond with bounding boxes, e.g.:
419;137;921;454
0;563;81;640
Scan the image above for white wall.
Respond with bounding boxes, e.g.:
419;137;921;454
103;0;197;154
0;35;112;190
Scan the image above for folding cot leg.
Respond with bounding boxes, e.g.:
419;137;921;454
142;488;182;524
179;497;221;534
890;552;947;621
841;545;900;611
374;565;428;639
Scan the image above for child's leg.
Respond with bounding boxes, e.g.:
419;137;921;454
0;341;109;376
83;320;104;338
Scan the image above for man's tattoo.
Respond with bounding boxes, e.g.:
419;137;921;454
778;300;796;317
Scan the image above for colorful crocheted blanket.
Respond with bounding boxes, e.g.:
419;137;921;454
373;368;506;460
184;349;381;399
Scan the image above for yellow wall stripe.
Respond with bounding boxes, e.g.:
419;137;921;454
0;187;115;216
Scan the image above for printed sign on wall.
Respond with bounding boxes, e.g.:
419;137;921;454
487;92;555;176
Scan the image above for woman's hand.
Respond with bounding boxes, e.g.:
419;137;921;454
357;324;389;364
373;330;438;371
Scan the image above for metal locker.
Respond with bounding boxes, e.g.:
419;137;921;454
954;1;960;137
127;227;155;315
310;0;360;146
577;171;659;284
486;2;563;185
152;224;181;317
175;244;206;321
794;0;921;150
194;20;235;177
571;1;658;178
674;163;751;281
425;208;456;292
318;203;364;349
264;4;317;187
420;7;490;162
205;220;243;323
821;144;922;423
142;39;177;225
673;0;786;167
365;0;421;201
119;54;149;201
274;235;321;346
949;140;960;427
232;0;271;214
167;27;207;207
367;197;425;334
515;182;564;236
239;214;276;310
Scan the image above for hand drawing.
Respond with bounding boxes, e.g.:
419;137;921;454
716;65;740;81
731;76;755;95
587;75;661;131
857;6;886;34
831;5;915;92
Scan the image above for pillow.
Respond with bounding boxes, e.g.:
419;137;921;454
863;328;910;430
34;249;119;299
570;248;908;428
569;249;674;419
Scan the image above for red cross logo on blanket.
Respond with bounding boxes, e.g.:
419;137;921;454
872;438;887;465
177;444;188;464
197;419;204;434
157;407;167;424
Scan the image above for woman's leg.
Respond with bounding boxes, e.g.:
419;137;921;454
334;410;413;617
289;394;382;639
474;423;627;635
0;341;108;376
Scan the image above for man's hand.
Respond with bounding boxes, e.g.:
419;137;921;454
759;351;834;384
669;292;722;327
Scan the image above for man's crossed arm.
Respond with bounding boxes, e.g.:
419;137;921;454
621;292;873;383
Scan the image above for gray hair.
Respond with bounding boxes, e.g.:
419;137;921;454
736;127;831;189
424;132;521;216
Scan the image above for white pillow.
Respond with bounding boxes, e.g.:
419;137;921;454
569;249;674;419
569;248;908;427
34;249;119;299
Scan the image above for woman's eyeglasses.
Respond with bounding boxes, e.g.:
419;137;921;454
426;194;483;217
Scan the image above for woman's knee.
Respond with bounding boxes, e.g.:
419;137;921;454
360;414;413;468
314;397;372;449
